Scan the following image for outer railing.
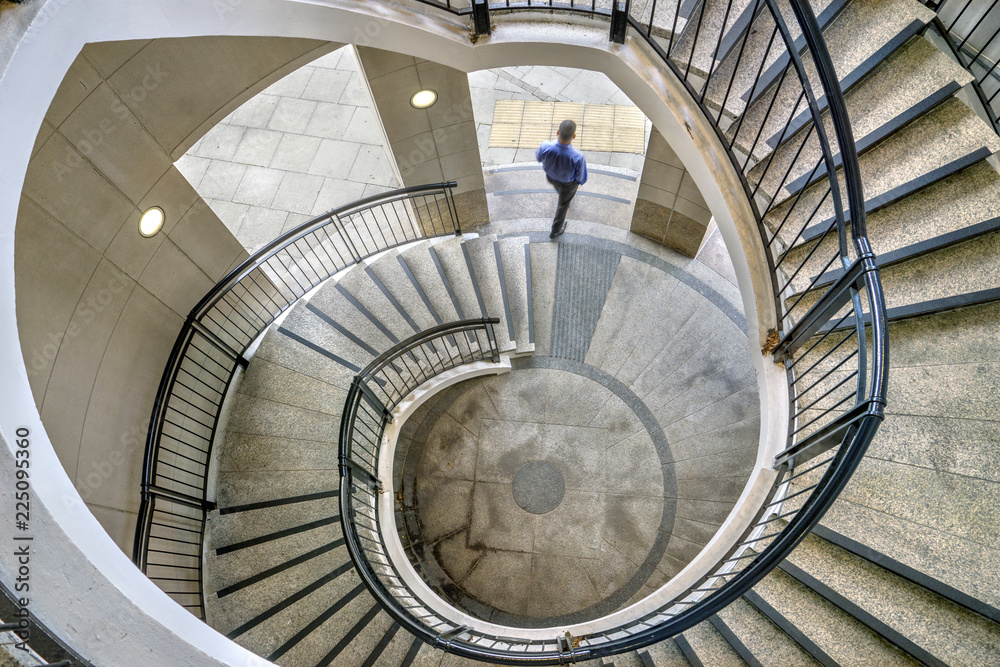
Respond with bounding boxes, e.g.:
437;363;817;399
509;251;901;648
923;0;1000;135
131;182;461;619
332;0;887;662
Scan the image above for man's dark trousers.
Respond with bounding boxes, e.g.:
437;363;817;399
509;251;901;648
547;175;578;236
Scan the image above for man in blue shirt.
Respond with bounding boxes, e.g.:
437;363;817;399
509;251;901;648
536;119;588;239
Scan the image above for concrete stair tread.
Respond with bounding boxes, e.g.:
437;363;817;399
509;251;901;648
371;626;421;667
428;237;485;324
751;567;921;666
276;592;380;667
528;240;558;356
679;620;748;666
783;529;1000;666
761;20;936;150
781;161;1000;297
364;248;443;333
598;649;645;666
667;0;758;79
770;98;1000;250
633;0;689;46
464;235;516;352
399;241;464;325
208;496;339;552
715;596;822;666
487;190;635;228
231;356;348;417
746;33;973;193
339;260;422;343
225;392;341;444
207;528;346;606
252;298;380;394
701;0;851;118
784;230;1000;319
252;321;360;391
207;542;351;638
303;278;398;356
739;0;928;127
641;638;691;666
319;609;397;667
224;565;364;658
818;495;1000;614
485;163;641;197
498;236;535;355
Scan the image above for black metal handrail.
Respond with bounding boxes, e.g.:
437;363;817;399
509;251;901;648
923;0;1000;135
131;182;461;619
329;0;888;662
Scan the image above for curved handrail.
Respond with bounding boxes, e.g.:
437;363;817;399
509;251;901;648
333;0;888;662
131;182;461;619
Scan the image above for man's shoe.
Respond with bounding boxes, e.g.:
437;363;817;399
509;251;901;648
549;225;565;240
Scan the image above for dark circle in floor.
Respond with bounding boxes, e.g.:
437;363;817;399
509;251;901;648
512;460;565;514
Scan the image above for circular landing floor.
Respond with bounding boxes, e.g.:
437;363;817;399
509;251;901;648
398;364;671;625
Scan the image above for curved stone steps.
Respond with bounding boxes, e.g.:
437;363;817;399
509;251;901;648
713;596;822;666
398;240;469;326
204;230;543;665
427;238;490;337
727;0;934;164
498;236;534;355
700;0;861;120
200;0;1000;662
768;97;1000;254
749;566;921;666
779;528;1000;665
746;32;974;199
639;0;1000;664
665;0;758;80
812;300;1000;607
678;620;748;666
205;179;763;663
781;159;1000;298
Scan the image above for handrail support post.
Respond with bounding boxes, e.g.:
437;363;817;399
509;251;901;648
473;0;491;36
611;0;629;43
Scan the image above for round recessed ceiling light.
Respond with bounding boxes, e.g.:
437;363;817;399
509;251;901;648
139;206;165;237
410;89;438;109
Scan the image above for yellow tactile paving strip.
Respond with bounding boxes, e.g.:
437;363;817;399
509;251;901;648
489;100;647;153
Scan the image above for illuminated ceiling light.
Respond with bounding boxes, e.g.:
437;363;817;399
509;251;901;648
410;89;438;109
139;206;165;237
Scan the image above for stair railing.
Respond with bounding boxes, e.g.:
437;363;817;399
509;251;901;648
329;0;888;662
131;182;461;620
339;317;502;637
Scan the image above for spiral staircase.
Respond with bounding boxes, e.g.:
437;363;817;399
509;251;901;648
4;0;1000;665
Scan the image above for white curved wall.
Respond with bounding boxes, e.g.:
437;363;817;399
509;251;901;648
0;1;779;664
16;35;344;551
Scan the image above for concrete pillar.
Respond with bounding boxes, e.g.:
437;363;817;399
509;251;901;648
630;128;713;257
355;46;489;228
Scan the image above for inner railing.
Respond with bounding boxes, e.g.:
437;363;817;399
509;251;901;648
131;182;461;619
339;317;502;630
